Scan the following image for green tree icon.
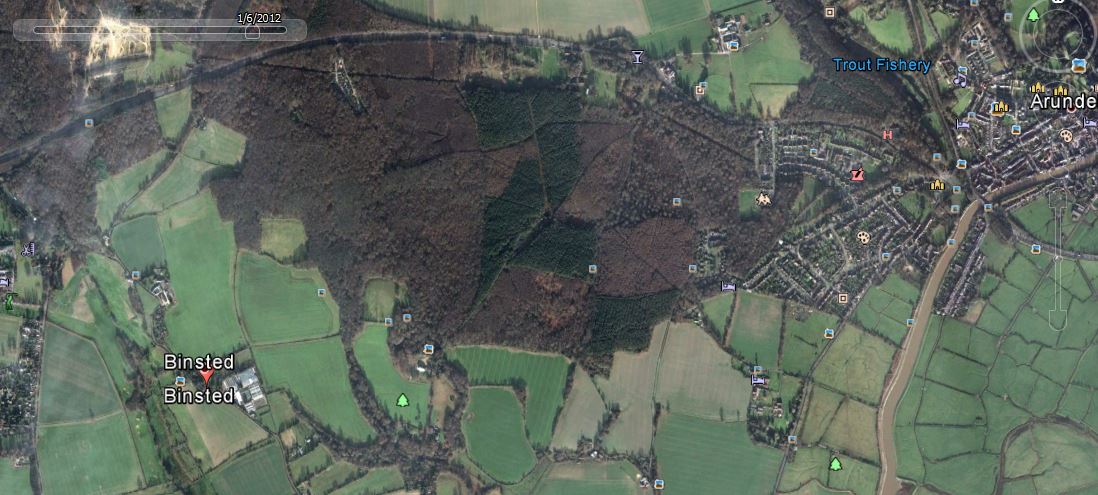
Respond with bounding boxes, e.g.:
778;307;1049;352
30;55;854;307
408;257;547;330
829;457;843;471
1027;8;1040;22
396;393;409;408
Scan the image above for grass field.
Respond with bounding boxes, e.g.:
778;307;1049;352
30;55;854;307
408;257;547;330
254;337;376;442
236;251;339;344
362;278;406;322
330;466;405;495
727;9;812;116
112;215;167;271
449;346;569;448
656;322;749;421
353;323;431;426
123;36;193;83
778;446;879;495
813;325;895;405
551;367;607;449
781;305;839;375
0;461;32;495
259;218;306;263
14;256;43;305
96;149;168;230
462;387;537;483
38;324;122;424
289;445;332;483
126;409;167;487
532;461;641;495
180;120;246;166
127;156;221;217
728;292;783;370
37;412;142;495
853;274;918;344
676;51;735;112
159;191;246;356
595;322;665;454
638;17;711;56
84;253;150;346
304;461;360;494
701;292;734;337
820;398;879;461
654;414;781;495
197;442;294;495
850;7;914;54
0;315;21;365
642;0;705;31
171;400;268;469
154;87;191;142
377;0;649;39
1004;423;1098;493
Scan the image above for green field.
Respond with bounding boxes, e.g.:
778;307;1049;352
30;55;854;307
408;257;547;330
725;7;812;116
112;215;167;271
84;253;150;347
180;120;246;166
700;292;734;337
37;412;143;495
813;325;895;405
654;414;781;495
531;461;640;495
289;445;332;483
331;466;405;495
728;292;783;370
550;367;607;449
96;149;168;230
1004;424;1098;493
260;218;307;262
38;324;122;424
14;256;43;305
123;36;193;83
638;18;712;57
171;401;269;469
254;337;377;442
362;278;406;322
462;387;537;483
126;409;167;487
304;461;360;494
778;446;879;495
236;251;339;344
196;442;294;495
449;346;569;448
0;461;31;495
851;7;914;54
376;0;648;39
127;156;221;217
676;51;735;112
0;315;21;365
159;191;246;356
781;305;839;375
154;87;192;142
853;274;918;344
595;323;665;455
642;0;705;32
656;322;750;421
353;323;431;426
1010;0;1051;50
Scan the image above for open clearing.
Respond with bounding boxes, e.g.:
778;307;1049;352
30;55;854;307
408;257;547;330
331;466;406;495
594;322;665;455
254;337;377;442
778;446;879;495
550;366;607;450
127;155;221;217
180;120;246;166
532;461;642;495
111;215;167;271
654;414;781;495
656;322;749;421
728;292;783;370
37;412;142;495
38;324;121;424
260;217;306;263
171;400;268;469
700;292;734;337
154;86;191;142
725;5;812;115
0;461;32;495
781;305;839;375
851;7;914;54
95;149;167;230
159;191;246;356
236;251;339;344
353;323;431;426
462;387;537;483
197;442;294;495
362;278;406;322
449;346;569;449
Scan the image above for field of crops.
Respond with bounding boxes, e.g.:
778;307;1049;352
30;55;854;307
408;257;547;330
260;218;307;262
154;86;191;142
37;412;142;495
449;346;569;448
159;191;246;356
594;322;665;454
462;387;537;483
171;401;268;469
96;149;167;230
236;251;339;344
727;292;783;369
656;322;749;421
254;337;377;442
532;461;641;495
550;367;607;449
654;414;781;494
196;442;294;495
353;323;431;426
38;324;121;424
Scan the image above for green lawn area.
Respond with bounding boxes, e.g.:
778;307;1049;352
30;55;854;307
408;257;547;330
701;292;734;336
654;414;782;495
159;191;246;356
727;12;812;116
462;387;537;483
642;0;706;31
253;337;377;442
95;148;168;230
111;215;167;272
728;292;783;370
37;413;143;495
353;323;431;426
235;251;339;344
851;6;914;54
739;188;760;219
0;461;31;495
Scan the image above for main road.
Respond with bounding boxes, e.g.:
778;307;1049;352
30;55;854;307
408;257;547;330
876;157;1098;494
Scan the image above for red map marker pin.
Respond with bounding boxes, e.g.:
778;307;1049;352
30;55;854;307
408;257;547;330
199;369;214;386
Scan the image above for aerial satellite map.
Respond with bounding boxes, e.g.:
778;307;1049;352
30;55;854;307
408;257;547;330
1;0;1098;493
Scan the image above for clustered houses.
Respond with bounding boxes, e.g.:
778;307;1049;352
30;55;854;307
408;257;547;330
934;220;986;317
743;124;941;316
